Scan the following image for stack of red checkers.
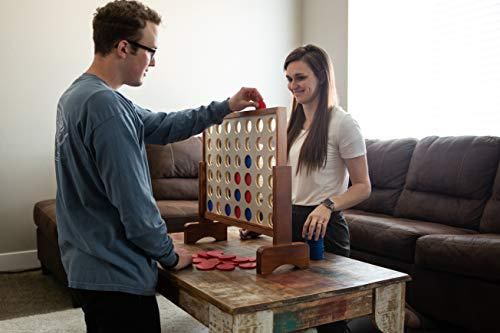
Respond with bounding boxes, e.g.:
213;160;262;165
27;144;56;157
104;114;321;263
258;100;267;109
192;250;256;271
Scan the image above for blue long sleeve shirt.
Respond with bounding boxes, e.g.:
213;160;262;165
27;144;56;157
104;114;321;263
55;73;230;295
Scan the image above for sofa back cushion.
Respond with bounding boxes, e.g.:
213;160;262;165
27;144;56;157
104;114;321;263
480;164;500;233
146;136;202;200
353;138;417;215
395;136;500;229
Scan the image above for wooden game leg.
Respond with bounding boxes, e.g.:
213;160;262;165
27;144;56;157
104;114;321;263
373;282;405;333
184;221;228;244
256;242;310;275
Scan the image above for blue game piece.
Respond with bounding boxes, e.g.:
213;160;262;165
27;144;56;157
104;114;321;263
245;155;252;168
235;189;241;202
207;200;213;212
245;208;252;221
225;204;231;216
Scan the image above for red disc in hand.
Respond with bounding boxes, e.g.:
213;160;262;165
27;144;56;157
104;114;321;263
216;263;236;271
258;100;266;109
239;262;257;269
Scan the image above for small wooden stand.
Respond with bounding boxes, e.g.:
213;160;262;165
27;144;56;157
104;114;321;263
184;108;309;274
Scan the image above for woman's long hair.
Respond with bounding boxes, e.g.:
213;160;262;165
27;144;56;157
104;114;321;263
285;44;338;175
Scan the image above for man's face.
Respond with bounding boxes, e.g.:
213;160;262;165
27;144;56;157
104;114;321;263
124;21;158;87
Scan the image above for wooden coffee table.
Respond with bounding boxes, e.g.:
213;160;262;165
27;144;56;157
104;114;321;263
158;228;410;332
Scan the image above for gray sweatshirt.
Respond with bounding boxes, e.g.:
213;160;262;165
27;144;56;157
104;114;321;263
55;73;230;295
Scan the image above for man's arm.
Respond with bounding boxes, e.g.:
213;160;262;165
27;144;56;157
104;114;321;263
90;112;180;269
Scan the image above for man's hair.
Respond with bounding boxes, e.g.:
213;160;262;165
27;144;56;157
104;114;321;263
92;0;161;55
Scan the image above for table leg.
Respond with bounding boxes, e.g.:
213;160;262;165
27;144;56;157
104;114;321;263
373;282;405;333
209;304;273;333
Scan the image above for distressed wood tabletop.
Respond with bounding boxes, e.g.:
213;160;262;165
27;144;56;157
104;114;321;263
158;228;410;317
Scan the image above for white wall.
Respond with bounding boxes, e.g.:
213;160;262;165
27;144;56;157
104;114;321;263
301;0;348;109
0;0;302;262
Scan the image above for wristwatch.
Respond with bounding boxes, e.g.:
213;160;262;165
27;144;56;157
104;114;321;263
321;198;336;212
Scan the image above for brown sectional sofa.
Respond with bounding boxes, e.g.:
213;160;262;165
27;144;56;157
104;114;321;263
33;137;202;303
345;136;500;333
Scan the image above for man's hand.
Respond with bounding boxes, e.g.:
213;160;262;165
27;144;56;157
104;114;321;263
228;87;263;112
172;252;192;271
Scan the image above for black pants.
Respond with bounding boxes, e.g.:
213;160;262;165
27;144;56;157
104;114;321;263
72;289;161;333
292;205;351;333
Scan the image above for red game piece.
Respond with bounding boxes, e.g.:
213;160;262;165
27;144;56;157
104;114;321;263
192;257;204;264
216;263;236;271
206;250;224;258
245;257;256;262
218;254;236;260
195;261;218;270
239;262;257;269
197;251;210;259
232;256;249;263
258;100;266;109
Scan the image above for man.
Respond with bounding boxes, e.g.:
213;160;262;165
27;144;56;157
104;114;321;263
55;1;262;332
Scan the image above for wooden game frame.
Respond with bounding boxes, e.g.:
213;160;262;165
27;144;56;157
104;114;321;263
184;107;309;274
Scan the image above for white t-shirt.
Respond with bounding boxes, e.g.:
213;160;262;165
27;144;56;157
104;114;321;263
288;106;366;206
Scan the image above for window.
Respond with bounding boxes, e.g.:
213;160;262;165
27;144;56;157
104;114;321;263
349;0;500;139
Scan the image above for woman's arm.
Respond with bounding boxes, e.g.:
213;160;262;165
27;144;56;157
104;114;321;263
330;154;371;210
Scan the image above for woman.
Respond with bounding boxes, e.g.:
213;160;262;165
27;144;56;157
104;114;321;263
286;44;371;333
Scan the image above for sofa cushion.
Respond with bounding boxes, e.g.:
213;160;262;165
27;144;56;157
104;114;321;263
480;164;500;233
146;136;202;179
395;136;500;229
33;199;58;240
415;234;500;282
353;138;417;215
345;209;476;263
156;200;199;233
151;178;198;200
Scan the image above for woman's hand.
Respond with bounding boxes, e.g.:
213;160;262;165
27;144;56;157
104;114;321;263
302;205;331;240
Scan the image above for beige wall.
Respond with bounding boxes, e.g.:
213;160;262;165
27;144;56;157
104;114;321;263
0;0;302;260
302;0;348;109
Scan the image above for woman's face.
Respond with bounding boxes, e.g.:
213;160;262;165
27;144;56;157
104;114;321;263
285;60;320;106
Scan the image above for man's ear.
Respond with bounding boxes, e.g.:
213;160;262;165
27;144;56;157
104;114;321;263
115;40;128;59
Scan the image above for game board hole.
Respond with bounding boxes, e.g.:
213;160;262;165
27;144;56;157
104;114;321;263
216;138;222;151
216;186;222;198
207;138;212;150
225;188;232;200
256;156;264;169
268;213;273;226
268;175;273;189
216;155;222;167
267;118;276;132
235;121;242;133
268;156;276;169
207;154;212;166
225;155;231;167
235;155;241;168
224;122;231;134
216;170;222;182
225;171;231;183
245;120;252;133
256;174;263;187
268;136;275;151
235;138;240;150
208;170;213;181
208;126;214;134
216;201;222;214
268;194;273;208
255;137;264;151
257;210;264;224
224;138;231;151
256;118;263;133
245;138;251;151
207;185;213;196
256;192;263;206
216;124;222;134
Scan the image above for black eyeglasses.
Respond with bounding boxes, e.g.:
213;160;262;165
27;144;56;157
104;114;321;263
126;40;157;59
